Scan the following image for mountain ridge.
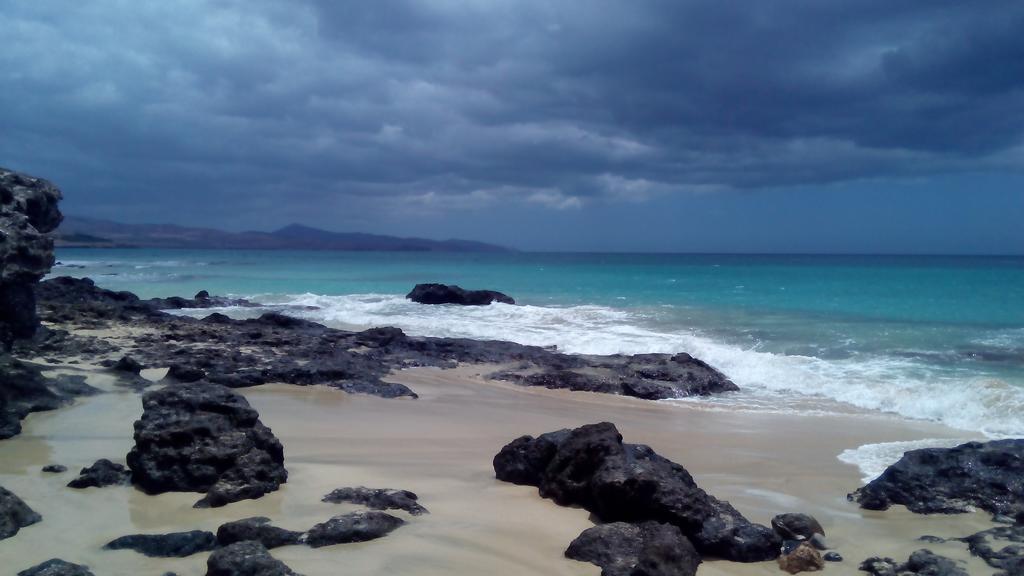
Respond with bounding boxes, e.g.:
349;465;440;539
55;216;513;252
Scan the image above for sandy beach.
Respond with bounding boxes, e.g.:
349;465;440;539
0;359;1001;575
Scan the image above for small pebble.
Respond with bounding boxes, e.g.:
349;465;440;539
824;552;843;562
42;464;67;473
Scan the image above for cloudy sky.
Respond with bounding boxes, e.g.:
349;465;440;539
2;1;1023;252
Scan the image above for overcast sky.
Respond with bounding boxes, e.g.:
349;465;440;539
2;1;1023;252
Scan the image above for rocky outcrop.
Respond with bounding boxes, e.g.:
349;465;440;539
564;521;700;576
16;559;95;576
216;517;303;549
0;167;63;349
0;356;65;440
406;283;515;305
206;541;300;576
960;525;1024;573
859;550;968;576
1;485;41;540
104;530;217;557
322;487;428;515
850;439;1024;518
305;511;405;548
493;422;780;562
490;352;739;399
126;382;287;508
67;459;131;489
32;277;740;404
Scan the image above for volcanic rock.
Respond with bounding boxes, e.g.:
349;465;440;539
564;521;700;576
859;550;968;576
851;439;1024;518
67;459;131;489
406;283;515;305
126;382;287;507
206;541;300;576
1;485;42;540
322;487;428;515
104;530;217;557
305;511;405;548
493;422;780;562
216;516;303;549
0;167;63;349
16;559;95;576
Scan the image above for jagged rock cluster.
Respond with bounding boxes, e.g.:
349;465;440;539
493;421;782;571
0;167;63;349
127;382;288;508
850;439;1024;518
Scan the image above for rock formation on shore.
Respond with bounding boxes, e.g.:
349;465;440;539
493;422;781;564
407;283;515;305
126;382;288;508
0;167;63;350
0;485;41;541
850;439;1024;518
0;355;99;440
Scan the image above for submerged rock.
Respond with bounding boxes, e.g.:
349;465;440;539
777;542;824;574
67;459;131;489
0;356;66;440
850;439;1024;518
126;382;287;508
206;541;300;576
16;559;94;576
859;550;968;576
0;167;63;350
104;530;217;557
493;422;780;562
406;283;515;306
0;485;42;540
322;486;428;515
41;464;67;473
305;511;405;548
960;524;1024;572
216;516;303;549
565;521;700;576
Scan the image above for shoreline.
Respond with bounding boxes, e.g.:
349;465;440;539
0;356;1002;575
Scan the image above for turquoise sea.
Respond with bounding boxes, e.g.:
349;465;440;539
52;249;1024;437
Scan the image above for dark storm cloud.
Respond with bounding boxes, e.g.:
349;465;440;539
1;0;1022;226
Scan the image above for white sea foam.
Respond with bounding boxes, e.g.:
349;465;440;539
837;439;974;483
228;293;1024;437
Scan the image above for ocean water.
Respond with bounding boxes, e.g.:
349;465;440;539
51;249;1024;438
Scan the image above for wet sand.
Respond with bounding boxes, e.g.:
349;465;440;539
0;363;1000;575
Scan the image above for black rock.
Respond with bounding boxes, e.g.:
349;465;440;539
959;524;1024;571
850;439;1024;518
16;559;94;576
216;516;303;549
67;459;131;489
918;535;947;544
322;487;428;515
164;363;206;383
492;422;780;562
41;464;67;473
111;355;143;375
406;283;515;306
305;511;405;548
859;550;968;576
0;167;63;350
331;380;418;399
772;513;825;541
565;521;700;576
824;551;843;562
126;382;287;508
104;530;217;557
0;355;67;440
1;485;42;540
206;541;300;576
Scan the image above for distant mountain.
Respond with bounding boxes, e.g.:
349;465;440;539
54;216;512;252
